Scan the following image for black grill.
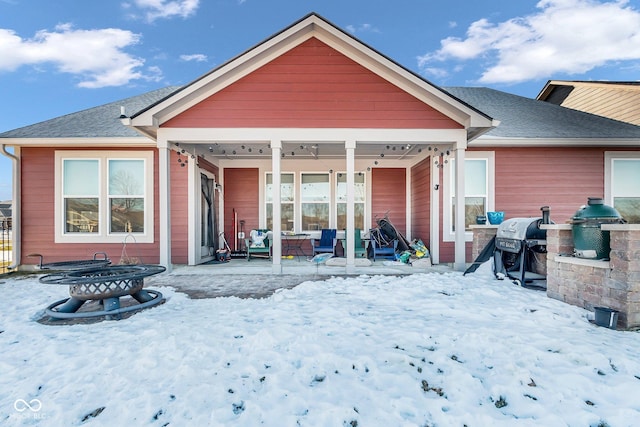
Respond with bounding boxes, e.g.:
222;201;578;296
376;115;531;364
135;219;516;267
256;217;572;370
493;207;550;286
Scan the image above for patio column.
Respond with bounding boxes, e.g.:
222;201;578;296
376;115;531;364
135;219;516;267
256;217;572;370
430;155;440;265
453;145;466;271
345;140;356;273
158;136;172;271
271;140;282;274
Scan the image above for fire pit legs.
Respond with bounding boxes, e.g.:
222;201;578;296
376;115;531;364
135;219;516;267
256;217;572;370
103;297;122;320
55;297;85;314
132;289;155;303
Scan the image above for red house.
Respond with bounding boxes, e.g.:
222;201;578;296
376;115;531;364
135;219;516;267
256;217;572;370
2;13;640;273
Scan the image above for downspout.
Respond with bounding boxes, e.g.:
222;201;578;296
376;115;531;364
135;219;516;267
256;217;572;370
1;144;20;269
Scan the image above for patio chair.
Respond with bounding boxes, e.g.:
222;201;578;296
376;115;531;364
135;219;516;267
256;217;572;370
310;228;337;257
341;228;367;258
369;231;398;261
245;229;272;261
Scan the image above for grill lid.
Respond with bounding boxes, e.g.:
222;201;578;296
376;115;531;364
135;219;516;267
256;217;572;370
496;217;545;241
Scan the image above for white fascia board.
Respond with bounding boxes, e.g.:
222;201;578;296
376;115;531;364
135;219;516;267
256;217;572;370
469;136;640;148
159;127;468;144
0;137;156;147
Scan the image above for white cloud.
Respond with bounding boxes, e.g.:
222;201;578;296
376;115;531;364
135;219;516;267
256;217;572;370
346;23;380;34
0;24;152;88
180;53;207;62
418;0;640;84
128;0;200;23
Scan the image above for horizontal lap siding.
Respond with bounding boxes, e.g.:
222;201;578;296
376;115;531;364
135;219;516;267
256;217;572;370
21;148;55;262
411;158;431;244
170;151;189;264
20;147;161;265
489;147;605;223
164;38;461;130
224;168;259;250
438;147;619;264
371;168;406;234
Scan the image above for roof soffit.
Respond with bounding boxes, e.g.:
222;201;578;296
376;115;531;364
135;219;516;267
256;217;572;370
130;14;493;131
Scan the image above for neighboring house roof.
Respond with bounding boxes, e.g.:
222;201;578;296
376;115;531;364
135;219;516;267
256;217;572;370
446;86;640;142
0;86;179;139
536;80;640;126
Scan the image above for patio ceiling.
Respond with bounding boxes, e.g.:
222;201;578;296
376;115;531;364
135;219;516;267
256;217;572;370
173;141;453;163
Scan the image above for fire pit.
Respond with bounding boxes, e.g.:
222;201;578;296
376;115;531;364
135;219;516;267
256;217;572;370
40;265;165;320
29;252;112;271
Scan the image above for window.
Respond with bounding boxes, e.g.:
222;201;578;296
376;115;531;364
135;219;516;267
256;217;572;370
63;159;99;234
55;151;154;243
109;160;145;233
443;152;494;242
606;153;640;223
301;173;330;231
266;173;294;231
336;172;365;230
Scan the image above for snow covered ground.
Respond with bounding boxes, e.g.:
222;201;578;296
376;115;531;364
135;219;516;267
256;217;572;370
1;262;639;426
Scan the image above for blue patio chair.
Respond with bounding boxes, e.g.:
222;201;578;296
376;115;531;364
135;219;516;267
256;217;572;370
369;229;398;261
310;229;337;257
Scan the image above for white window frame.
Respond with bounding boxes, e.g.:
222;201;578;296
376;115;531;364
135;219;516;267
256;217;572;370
604;151;640;220
55;150;154;243
300;171;331;232
443;151;495;242
265;172;295;232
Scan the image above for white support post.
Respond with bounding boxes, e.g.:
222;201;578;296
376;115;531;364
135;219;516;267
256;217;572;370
158;137;172;271
453;146;466;271
271;140;282;274
187;156;197;265
430;156;440;265
345;140;356;273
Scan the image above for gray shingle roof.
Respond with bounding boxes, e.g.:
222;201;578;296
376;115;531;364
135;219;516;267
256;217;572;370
444;86;640;139
2;85;639;141
0;86;180;139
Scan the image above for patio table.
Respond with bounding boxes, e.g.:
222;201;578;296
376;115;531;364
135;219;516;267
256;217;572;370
281;233;309;260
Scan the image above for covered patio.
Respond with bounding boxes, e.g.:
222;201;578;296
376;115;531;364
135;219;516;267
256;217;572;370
124;14;497;273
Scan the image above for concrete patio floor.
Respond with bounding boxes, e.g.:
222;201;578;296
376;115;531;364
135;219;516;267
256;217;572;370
145;257;455;299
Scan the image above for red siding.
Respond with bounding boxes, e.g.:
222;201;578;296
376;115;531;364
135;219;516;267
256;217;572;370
371;168;406;234
20;147;161;265
164;38;461;130
411;158;431;244
170;151;189;264
489;147;606;223
223;168;259;251
436;147;632;263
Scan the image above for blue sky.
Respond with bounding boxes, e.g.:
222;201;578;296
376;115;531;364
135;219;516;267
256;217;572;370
1;0;640;201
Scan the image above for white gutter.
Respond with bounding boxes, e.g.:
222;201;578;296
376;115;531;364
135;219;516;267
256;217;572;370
1;144;19;269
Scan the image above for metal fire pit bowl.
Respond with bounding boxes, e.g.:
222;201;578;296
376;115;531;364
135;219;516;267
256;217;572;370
40;265;165;320
29;252;112;271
